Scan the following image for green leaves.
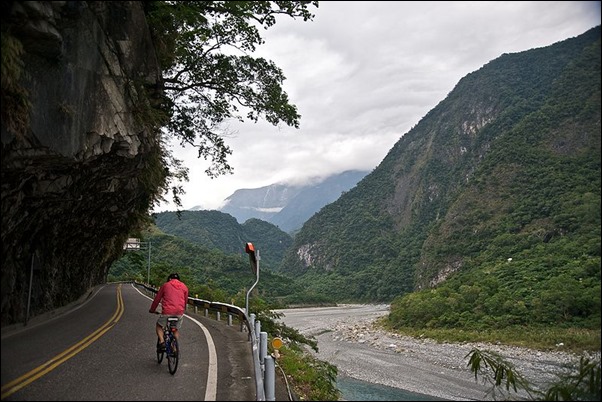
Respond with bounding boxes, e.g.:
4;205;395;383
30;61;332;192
544;356;602;401
467;349;602;401
466;348;534;399
144;1;317;181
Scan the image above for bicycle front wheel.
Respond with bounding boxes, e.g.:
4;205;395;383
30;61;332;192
167;337;179;375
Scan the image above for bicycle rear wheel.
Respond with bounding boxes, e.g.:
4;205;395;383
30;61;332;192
156;337;164;364
167;337;179;375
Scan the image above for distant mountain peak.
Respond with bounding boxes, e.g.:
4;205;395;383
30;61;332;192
217;170;370;232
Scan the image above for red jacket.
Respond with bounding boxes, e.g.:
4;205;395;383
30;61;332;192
150;279;189;315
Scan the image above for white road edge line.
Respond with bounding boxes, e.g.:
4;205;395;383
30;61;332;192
185;315;218;401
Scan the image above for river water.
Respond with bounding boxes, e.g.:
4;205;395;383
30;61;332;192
337;375;447;401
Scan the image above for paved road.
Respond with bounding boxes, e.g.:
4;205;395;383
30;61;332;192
1;283;257;401
275;304;583;401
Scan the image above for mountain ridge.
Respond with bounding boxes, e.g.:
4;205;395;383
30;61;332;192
276;26;600;330
152;210;293;270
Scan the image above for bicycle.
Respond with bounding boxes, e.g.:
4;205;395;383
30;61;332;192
156;316;180;375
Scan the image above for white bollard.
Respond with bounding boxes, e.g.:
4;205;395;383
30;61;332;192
264;355;275;401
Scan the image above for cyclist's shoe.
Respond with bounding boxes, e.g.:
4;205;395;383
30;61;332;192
157;342;166;352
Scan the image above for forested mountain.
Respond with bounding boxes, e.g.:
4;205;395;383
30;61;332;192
278;26;601;330
153;210;293;270
109;225;312;305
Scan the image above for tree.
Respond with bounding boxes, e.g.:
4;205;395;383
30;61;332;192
143;1;319;206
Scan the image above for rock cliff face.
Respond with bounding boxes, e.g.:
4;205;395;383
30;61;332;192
1;1;164;326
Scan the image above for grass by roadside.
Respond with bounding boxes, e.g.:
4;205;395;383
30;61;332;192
272;343;341;401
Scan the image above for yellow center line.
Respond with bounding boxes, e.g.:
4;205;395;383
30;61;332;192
1;285;125;400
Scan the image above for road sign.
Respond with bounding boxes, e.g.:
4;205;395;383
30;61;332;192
272;337;283;350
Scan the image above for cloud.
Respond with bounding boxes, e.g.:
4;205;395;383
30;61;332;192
156;1;601;212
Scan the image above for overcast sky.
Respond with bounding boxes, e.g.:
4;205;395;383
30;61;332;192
155;1;601;212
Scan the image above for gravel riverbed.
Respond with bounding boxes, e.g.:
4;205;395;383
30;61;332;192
275;304;599;401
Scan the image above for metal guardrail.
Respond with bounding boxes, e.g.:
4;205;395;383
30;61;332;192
134;282;271;401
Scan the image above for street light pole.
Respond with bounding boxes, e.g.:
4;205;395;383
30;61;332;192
244;243;259;315
147;241;151;284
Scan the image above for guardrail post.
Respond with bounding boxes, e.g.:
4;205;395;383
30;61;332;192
260;331;268;367
216;311;221;321
255;320;261;340
227;313;232;326
264;355;275;401
204;308;208;317
249;313;256;341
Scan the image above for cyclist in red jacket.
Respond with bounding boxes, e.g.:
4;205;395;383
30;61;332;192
149;273;189;350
